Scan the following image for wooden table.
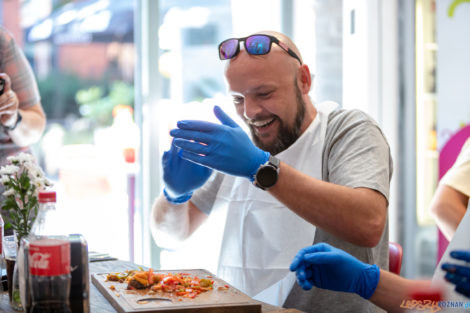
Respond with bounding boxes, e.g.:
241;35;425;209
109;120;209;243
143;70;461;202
0;259;302;313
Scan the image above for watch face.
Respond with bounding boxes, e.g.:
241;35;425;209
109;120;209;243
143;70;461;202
257;165;278;188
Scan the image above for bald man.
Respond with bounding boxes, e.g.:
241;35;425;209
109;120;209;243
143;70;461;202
151;31;392;313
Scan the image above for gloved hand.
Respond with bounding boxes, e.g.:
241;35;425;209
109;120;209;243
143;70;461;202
442;250;470;298
162;140;212;204
170;105;269;181
290;243;380;299
0;73;20;129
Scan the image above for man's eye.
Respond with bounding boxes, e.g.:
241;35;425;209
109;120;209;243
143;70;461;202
258;91;272;98
233;97;244;105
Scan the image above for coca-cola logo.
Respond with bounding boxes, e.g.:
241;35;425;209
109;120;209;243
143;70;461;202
30;252;51;270
29;240;71;276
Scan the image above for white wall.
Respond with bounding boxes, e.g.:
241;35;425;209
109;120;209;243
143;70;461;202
436;0;470;146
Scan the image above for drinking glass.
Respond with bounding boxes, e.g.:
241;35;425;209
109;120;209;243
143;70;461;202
3;235;17;302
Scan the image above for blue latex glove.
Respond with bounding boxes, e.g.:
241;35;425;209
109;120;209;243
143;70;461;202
442;250;470;298
170;105;269;181
290;243;380;299
162;140;212;204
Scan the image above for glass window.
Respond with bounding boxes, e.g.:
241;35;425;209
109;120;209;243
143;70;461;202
16;0;137;261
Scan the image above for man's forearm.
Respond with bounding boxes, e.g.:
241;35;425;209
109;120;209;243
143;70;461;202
269;161;387;247
150;195;207;249
7;104;46;147
369;270;432;313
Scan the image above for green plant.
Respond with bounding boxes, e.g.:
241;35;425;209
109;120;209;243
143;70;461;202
37;70;92;119
75;81;134;127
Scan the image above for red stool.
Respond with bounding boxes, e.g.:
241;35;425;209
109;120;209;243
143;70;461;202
389;242;403;275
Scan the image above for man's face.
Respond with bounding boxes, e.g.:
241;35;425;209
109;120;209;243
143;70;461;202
225;50;306;155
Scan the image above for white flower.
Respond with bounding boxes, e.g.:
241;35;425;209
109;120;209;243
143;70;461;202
3;188;15;197
0;164;20;175
8;152;35;164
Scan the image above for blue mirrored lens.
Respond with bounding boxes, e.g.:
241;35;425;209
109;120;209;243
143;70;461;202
220;39;238;59
245;35;271;55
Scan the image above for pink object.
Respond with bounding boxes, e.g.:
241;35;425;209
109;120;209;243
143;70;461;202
437;124;470;263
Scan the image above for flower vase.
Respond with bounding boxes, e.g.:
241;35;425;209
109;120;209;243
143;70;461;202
11;260;23;311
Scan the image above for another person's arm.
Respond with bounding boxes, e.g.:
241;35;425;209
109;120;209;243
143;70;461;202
290;243;432;313
430;140;470;241
430;184;469;241
442;250;470;298
369;270;431;313
0;28;46;146
0;73;46;146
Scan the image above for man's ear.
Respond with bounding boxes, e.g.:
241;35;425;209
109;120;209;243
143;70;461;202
297;64;312;94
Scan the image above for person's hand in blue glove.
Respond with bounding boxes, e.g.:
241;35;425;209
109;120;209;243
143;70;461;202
442;250;470;298
170;105;269;181
162;140;212;204
290;243;380;299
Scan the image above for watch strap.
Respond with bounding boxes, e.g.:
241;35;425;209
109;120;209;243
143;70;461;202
3;111;22;132
267;154;280;169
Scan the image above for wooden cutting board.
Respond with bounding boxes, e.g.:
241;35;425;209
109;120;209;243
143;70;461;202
92;269;262;313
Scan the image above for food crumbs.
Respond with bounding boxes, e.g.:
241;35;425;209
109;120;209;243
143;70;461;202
109;285;116;291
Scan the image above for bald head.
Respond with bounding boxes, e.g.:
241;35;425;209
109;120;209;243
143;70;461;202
253;30;303;64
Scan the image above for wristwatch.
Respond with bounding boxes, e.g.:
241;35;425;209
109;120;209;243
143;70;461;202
3;112;22;132
253;155;280;190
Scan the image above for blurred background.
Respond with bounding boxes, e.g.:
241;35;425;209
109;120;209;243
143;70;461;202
1;0;469;281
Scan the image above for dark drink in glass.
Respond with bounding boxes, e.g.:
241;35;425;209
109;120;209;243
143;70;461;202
5;257;15;301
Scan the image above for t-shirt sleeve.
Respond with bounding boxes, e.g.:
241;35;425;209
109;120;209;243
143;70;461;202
1;27;41;109
440;138;470;197
323;110;393;202
190;171;224;215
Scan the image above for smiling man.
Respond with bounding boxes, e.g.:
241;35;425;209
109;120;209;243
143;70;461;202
151;31;392;313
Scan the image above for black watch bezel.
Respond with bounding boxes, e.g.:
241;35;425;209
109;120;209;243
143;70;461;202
254;155;280;190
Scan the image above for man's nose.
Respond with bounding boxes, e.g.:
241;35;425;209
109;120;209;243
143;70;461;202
243;98;263;120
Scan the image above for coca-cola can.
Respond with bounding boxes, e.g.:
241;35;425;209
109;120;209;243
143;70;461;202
69;234;90;313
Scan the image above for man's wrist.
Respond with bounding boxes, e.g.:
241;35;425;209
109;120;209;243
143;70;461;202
163;188;192;204
252;154;280;190
249;151;270;182
358;264;380;299
3;111;22;132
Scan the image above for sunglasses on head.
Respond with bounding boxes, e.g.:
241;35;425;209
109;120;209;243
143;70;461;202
218;34;302;65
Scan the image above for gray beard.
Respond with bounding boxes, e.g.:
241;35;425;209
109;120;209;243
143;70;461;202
250;86;306;155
